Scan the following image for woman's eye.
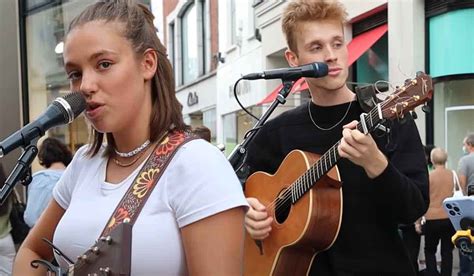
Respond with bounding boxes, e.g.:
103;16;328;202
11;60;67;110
67;72;81;80
98;61;111;69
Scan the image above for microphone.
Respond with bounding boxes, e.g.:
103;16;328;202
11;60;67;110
0;92;86;157
242;62;328;81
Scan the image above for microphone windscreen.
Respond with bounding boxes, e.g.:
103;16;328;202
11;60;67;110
64;92;87;118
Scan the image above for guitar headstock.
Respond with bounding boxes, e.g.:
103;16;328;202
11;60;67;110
380;71;433;120
72;222;132;275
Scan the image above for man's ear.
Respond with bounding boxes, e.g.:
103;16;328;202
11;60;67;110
142;48;158;80
284;49;299;67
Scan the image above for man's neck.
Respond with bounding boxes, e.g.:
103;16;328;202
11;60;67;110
310;85;355;106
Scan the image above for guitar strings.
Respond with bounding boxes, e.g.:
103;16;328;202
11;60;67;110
269;93;418;215
266;93;416;217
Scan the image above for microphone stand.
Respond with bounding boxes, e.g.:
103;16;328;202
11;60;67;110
0;144;37;205
228;79;295;186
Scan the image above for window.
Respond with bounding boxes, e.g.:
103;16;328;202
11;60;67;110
24;0;95;151
175;0;210;85
223;112;237;156
433;77;474;169
355;33;388;85
203;108;216;143
181;3;199;83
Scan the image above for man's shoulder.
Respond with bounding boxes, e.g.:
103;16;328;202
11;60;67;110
460;153;474;164
265;103;307;130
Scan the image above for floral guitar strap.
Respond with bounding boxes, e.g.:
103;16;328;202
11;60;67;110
101;130;198;237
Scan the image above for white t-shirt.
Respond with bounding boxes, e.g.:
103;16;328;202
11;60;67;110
52;139;248;275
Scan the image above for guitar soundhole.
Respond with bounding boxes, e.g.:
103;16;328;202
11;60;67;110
274;189;291;224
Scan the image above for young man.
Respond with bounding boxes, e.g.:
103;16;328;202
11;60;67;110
244;0;429;275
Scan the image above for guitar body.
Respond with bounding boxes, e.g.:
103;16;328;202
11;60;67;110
243;150;343;276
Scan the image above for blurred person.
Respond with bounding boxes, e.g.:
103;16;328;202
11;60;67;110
0;162;15;275
425;144;435;171
24;137;73;227
192;125;211;142
424;147;456;276
13;1;247;275
244;0;429;275
457;133;474;276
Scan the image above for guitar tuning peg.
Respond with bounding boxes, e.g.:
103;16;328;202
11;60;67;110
100;236;113;244
92;246;100;255
411;110;418;119
99;267;112;275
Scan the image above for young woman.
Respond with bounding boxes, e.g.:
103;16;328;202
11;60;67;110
13;1;247;275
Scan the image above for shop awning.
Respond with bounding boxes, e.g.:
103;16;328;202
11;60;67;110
257;24;388;105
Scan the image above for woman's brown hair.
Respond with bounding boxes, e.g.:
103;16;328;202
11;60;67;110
68;0;187;157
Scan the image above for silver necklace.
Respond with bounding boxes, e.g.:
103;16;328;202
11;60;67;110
307;100;353;131
114;139;151;158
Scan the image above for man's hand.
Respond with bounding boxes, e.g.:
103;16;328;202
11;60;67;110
338;120;388;178
244;197;273;240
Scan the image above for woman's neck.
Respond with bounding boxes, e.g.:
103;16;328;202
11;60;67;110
48;162;66;170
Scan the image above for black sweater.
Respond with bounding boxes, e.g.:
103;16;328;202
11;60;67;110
246;101;429;275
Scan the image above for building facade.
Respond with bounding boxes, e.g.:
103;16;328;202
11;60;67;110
1;0;473;175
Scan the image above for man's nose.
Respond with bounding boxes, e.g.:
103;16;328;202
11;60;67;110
324;47;338;63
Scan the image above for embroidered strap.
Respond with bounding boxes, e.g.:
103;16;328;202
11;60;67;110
101;130;197;237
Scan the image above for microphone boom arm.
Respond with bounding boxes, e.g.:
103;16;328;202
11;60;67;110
228;80;295;186
0;144;38;205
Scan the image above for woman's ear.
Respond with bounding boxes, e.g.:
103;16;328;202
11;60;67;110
142;48;158;80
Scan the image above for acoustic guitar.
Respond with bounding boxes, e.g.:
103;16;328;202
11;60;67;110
31;222;132;276
243;72;433;276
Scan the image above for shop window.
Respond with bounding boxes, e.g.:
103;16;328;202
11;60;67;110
433;77;474;169
24;0;95;151
355;33;388;85
203;108;217;143
222;107;263;156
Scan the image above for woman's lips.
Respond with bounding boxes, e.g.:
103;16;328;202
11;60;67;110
86;103;104;119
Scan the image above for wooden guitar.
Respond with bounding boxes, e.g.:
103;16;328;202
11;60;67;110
243;72;433;276
31;222;132;276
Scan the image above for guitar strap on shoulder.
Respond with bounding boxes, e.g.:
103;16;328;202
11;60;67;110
100;129;197;237
355;84;382;113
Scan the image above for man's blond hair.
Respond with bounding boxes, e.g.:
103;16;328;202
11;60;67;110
282;0;348;53
431;147;448;165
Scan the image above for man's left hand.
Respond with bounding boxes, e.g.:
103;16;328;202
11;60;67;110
338;120;388;178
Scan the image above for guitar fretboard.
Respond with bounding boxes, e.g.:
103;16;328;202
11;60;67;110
289;104;384;204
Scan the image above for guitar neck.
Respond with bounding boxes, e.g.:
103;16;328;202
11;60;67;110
290;104;384;203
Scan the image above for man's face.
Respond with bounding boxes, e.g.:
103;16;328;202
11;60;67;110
285;19;349;92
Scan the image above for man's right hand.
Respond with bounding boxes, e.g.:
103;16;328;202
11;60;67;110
244;197;273;240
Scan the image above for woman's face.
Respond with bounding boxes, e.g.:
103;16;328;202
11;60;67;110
63;20;153;134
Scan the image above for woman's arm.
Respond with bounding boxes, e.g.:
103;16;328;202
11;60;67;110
181;207;246;276
13;199;65;275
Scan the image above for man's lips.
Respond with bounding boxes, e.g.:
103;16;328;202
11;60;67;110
328;68;342;76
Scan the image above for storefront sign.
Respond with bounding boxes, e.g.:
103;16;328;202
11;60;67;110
187;91;199;106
